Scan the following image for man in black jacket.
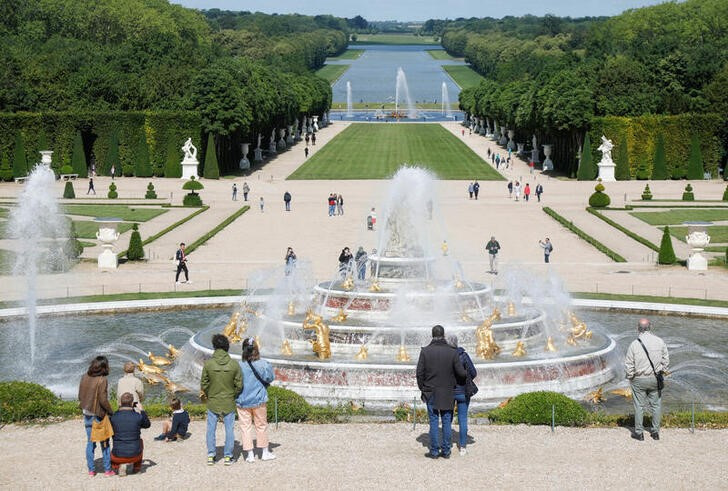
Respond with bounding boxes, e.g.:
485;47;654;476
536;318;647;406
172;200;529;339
416;325;466;459
110;392;151;474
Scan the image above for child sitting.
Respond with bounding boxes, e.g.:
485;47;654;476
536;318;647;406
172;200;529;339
154;398;190;442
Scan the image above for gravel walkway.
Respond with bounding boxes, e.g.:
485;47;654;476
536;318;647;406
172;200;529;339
0;420;726;489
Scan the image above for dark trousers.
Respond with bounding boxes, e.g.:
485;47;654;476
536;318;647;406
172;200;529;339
544;254;550;263
243;192;248;201
176;262;189;282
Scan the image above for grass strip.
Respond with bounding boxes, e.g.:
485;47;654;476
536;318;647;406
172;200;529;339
427;49;457;60
117;206;209;259
63;204;168;221
443;65;485;90
315;64;350;84
328;49;363;60
543;207;627;262
571;291;728;309
630;209;728;225
186;206;250;255
586;207;660;252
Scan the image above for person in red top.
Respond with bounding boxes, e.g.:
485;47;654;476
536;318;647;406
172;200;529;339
524;183;531;202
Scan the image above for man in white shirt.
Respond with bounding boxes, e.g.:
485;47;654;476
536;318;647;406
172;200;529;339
117;362;144;405
624;318;669;441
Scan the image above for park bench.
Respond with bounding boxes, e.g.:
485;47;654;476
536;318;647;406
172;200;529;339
60;174;79;181
14;176;28;183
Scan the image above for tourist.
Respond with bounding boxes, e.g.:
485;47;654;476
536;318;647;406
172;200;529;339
339;247;353;277
485;236;501;274
513;181;521;201
87;177;95;195
368;207;377;230
416;325;466;459
370;248;378;276
487;148;491;158
78;356;114;477
109;392;150;475
355;246;368;280
625;318;669;441
507;181;513;198
304;146;309;158
337;194;344;215
175;242;190;285
284;191;292;212
538;238;553;263
328;194;336;216
461;129;465;137
243;182;250;201
447;335;477;456
524;183;531;202
117;361;144;405
305;133;310;146
259;196;264;213
473;181;480;200
311;133;316;146
236;337;277;463
535;183;543;202
284;247;297;276
529;160;535;174
110;165;115;180
468;182;474;199
154;397;190;442
232;183;237;201
201;334;242;466
495;155;500;168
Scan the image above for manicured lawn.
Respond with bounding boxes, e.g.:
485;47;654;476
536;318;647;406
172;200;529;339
631;209;728;225
315;64;350;83
668;225;728;243
288;124;503;180
351;34;439;45
73;220;134;239
328;49;364;60
443;65;485;90
427;50;458;60
0;249;14;274
0;207;8;219
63;204;167;222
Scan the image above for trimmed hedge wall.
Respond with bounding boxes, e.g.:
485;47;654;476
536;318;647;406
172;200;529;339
589;114;722;179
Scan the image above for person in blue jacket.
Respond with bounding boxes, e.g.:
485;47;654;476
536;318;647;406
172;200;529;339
236;337;276;463
448;335;478;456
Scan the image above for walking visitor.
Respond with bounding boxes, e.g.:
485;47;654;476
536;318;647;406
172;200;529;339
468;182;474;199
232;183;237;201
78;356;114;476
338;247;353;277
524;183;531;202
337;194;344;215
513;181;521;201
243;182;250;201
538;238;553;263
416;325;466;459
328;194;336;216
259;196;264;213
284;191;292;211
236;337;277;463
473;181;480;200
304;146;309;158
117;361;144;405
625;318;669;441
355;246;368;280
87;177;95;195
284;247;297;276
175;242;189;284
367;207;377;230
447;335;477;456
109;392;150;475
201;334;243;466
507;181;513;198
535;183;543;202
485;236;501;274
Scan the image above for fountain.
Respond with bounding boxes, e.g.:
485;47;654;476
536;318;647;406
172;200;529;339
346;81;353;118
394;67;417;119
8;155;69;367
176;167;619;408
440;82;452;118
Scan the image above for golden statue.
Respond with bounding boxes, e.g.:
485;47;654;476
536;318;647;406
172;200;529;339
511;341;527;357
331;308;348;323
167;344;180;359
341;275;354;291
570;321;592;341
222;312;247;343
303;316;331;360
354;345;368;360
369;281;382;292
506;302;516;317
287;301;296;316
460;311;473;323
304;308;323;325
396;345;411;362
586;387;606;404
544;336;558;352
137;359;165;375
441;240;449;256
141;372;169;385
165;381;189;394
148;352;172;366
610;387;633;399
453;276;464;290
566;335;577;346
475;308;502;359
281;339;293;356
498;397;512;409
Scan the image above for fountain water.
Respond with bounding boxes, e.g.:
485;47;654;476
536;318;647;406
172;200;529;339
346;81;353;118
8;158;68;367
441;82;452;118
394;67;417;119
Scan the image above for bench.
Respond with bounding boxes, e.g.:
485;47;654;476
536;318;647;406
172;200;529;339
60;174;79;181
14;176;28;183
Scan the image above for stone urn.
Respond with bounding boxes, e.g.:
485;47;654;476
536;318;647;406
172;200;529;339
95;218;122;269
268;132;277;155
542;144;554;171
685;222;712;271
40;150;53;166
293;118;302;141
239;143;250;170
493;122;501;141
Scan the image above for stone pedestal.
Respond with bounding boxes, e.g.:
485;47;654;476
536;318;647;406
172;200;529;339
493;123;501;141
254;147;263;162
181;158;199;180
542;144;554;171
268;138;277;156
517;143;525;156
685;222;712;271
474;119;481;134
239;143;250;170
95;218;121;270
478;119;486;136
294;119;302;141
507;129;515;150
597;161;616;182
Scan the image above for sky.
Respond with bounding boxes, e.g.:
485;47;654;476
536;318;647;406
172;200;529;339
171;0;669;21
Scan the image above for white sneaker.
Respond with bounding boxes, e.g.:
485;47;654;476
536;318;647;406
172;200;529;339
459;448;467;456
175;281;181;285
261;448;276;461
186;280;192;284
245;452;255;463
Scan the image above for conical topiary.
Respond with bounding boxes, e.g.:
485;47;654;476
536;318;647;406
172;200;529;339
145;182;157;199
105;131;120;176
588;180;611;208
182;176;204;206
615;136;631;180
70;132;88;178
641;184;652;200
651;133;667;180
126;223;144;260
63;181;75;199
722;184;728;201
164;139;182;178
658;226;676;265
0;152;13;181
202;133;220;179
686;134;704;180
682;183;694;201
134;131;153;178
12;132;27;178
108;182;118;199
577;133;595;181
64;221;83;259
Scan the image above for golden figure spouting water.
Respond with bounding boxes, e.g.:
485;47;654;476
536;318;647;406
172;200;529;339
586;387;606;404
354;345;368;360
341;275;355;291
475;308;502;359
512;341;527;357
137;359;165;375
544;336;558;352
610;387;633;399
441;240;449;256
566;335;577;346
167;344;180;359
396;345;411;362
303;314;331;360
287;301;296;316
369;281;382;292
281;339;293;356
460;311;473;323
148;352;172;366
141;372;169;385
222;312;248;343
453;276;464;290
165;381;189;394
331;308;348;323
506;302;516;317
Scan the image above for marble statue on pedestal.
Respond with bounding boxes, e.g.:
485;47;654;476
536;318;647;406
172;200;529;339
180;137;199;179
531;134;540;164
254;133;263;162
269;129;277;155
596;135;616;182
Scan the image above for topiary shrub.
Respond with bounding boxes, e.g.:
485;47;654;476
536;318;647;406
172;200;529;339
267;386;311;422
134;131;153;178
588;181;611;207
682;183;695;201
641;184;652;200
108;182;118;199
70;132;88;178
182;176;204;207
64;221;83;259
0;381;60;423
126;223;144;260
686;134;704;180
577;133;595;181
722;185;728;201
145;182;157;199
63;181;75;199
615;135;631;180
0;153;14;181
59;164;73;175
488;391;588;426
163;139;182;178
658;226;676;265
202;133;220;179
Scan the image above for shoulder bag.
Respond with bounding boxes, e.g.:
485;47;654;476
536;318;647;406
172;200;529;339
462;353;478;398
637;338;665;394
89;378;114;443
247;361;270;388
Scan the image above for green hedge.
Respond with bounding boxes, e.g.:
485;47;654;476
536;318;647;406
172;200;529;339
488;391;588;426
543;207;627;262
186;206;250;254
588;182;611;207
0;381;63;423
586;207;660;252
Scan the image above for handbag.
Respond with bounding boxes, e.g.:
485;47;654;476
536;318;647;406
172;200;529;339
465;376;479;398
637;338;665;394
247;361;270;388
89;378;114;442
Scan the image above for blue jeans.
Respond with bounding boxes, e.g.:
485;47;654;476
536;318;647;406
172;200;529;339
454;393;470;448
426;400;453;456
206;410;236;458
84;415;111;472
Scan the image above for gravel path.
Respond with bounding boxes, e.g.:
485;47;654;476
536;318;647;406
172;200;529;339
1;420;726;489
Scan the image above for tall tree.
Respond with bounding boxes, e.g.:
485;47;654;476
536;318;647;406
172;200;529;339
651;133;667;180
202;133;220;179
577;133;595;180
615;136;631;180
134;131;153;178
12;132;27;178
686;134;704;180
164;139;182;178
105;131;120;177
70;132;87;178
